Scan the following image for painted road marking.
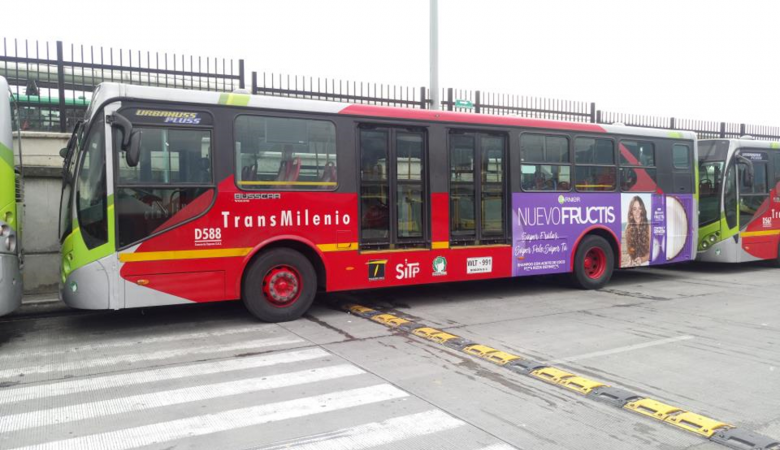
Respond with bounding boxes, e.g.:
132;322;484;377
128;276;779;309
0;348;330;406
1;364;365;432
478;444;520;450
8;384;409;450
550;335;695;364
0;324;278;362
0;336;305;379
256;410;465;450
342;303;778;449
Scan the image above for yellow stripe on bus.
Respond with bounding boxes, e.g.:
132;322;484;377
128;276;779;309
238;181;337;186
741;230;780;238
432;241;449;249
119;248;253;263
317;243;358;252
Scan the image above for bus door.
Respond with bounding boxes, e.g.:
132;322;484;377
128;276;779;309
113;107;216;308
358;126;429;250
61;107;115;309
736;150;769;230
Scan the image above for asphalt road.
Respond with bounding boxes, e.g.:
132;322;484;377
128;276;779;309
1;261;778;450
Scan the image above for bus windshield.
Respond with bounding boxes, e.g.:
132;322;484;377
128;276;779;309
698;141;729;226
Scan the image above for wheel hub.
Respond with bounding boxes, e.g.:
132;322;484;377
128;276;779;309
263;266;302;306
584;247;606;280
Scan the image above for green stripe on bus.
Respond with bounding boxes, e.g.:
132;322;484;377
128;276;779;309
0;141;12;168
771;142;779;149
218;93;250;106
667;131;684;139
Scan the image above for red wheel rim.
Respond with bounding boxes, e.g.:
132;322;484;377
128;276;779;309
262;265;302;307
583;247;607;280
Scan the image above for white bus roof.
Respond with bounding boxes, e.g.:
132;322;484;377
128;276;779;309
88;82;698;141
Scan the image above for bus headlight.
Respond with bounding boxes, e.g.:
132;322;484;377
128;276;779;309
701;240;709;249
709;235;717;243
4;235;15;252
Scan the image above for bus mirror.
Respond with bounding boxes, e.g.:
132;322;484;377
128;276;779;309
59;147;68;158
126;131;141;167
736;155;754;188
109;112;134;150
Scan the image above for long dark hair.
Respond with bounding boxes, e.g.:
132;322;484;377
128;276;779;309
626;196;650;260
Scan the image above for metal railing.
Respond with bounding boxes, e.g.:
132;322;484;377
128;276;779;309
1;38;244;132
3;36;778;141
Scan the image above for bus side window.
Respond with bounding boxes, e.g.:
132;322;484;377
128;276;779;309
520;133;570;192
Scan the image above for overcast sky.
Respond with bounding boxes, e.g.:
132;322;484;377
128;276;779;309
5;0;778;126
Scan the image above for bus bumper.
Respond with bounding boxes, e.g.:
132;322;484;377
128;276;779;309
696;238;740;263
0;253;22;316
60;258;111;310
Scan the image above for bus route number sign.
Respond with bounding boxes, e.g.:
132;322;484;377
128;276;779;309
467;257;492;274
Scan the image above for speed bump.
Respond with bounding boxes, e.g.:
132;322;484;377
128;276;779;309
340;302;780;449
558;376;605;395
624;398;682;421
370;314;411;328
665;412;732;438
412;327;460;345
531;367;575;384
463;344;500;358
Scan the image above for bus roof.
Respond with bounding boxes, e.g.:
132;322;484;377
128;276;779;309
88;82;698;140
700;138;780;150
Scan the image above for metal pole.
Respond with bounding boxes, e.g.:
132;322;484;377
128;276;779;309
429;0;440;110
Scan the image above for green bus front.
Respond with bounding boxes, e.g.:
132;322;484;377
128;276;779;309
697;139;780;263
0;76;23;316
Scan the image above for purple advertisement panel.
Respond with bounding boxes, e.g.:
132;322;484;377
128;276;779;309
512;193;621;276
512;193;695;277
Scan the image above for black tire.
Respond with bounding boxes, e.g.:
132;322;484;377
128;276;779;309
242;248;317;322
570;235;614;290
772;241;780;268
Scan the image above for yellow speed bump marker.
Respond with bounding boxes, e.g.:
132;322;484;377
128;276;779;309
485;351;522;366
665;412;732;438
531;367;575;384
464;344;500;358
370;314;411;328
347;305;376;315
624;398;682;421
412;327;461;344
559;376;606;395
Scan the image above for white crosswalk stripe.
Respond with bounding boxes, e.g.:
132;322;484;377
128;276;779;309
0;348;329;405
256;410;465;450
0;336;304;379
0;324;274;362
1;364;365;433
8;384;409;450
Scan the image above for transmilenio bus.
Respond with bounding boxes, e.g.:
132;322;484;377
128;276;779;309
697;138;780;264
1;76;24;316
59;83;698;322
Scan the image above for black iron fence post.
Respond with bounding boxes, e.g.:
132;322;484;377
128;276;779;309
419;86;427;109
56;41;66;133
719;122;726;138
238;60;245;89
474;90;481;114
596;110;602;124
589;103;596;123
447;88;453;111
251;71;258;95
670;117;676;130
740;123;746;136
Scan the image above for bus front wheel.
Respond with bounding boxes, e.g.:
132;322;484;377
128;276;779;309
570;235;614;290
242;248;317;322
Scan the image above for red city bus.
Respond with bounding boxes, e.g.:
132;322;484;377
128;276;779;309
59;83;698;322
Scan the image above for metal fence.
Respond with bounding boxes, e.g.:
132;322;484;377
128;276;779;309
2;36;779;141
251;70;780;141
1;38;244;132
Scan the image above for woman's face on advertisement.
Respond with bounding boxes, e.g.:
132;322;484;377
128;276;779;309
631;201;643;223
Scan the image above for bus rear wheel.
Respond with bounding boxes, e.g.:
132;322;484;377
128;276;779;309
570;235;614;290
242;248;317;322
